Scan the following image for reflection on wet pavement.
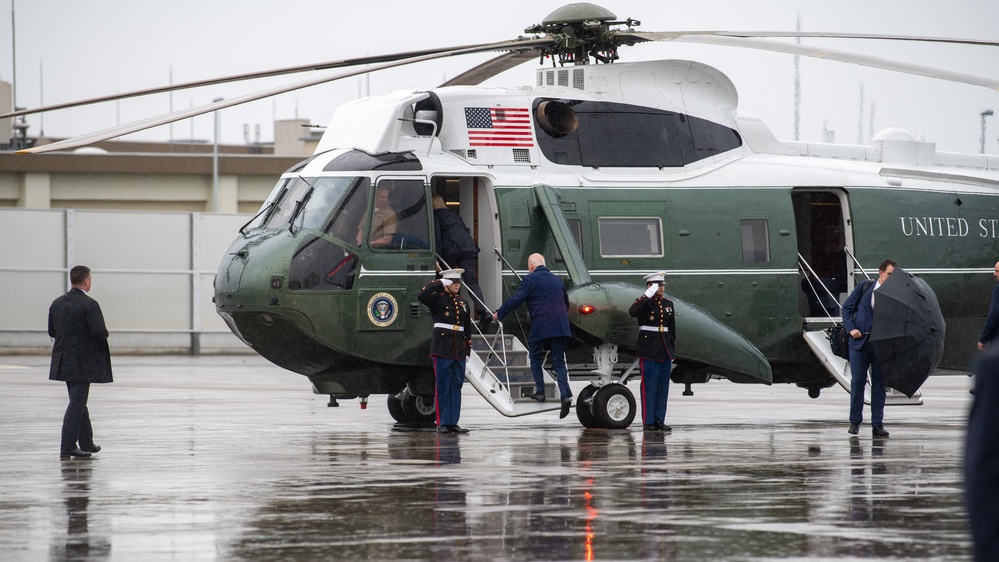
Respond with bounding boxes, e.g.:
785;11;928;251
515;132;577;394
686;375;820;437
0;356;974;560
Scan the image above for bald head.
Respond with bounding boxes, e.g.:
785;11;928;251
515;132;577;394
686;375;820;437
527;253;545;272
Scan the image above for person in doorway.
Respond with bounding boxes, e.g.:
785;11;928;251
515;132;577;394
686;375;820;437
48;265;113;459
357;185;397;247
841;258;896;438
628;272;677;432
418;268;472;434
432;194;490;332
493;253;573;419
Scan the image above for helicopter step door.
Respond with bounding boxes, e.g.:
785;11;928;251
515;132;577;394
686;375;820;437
802;322;923;406
465;333;562;417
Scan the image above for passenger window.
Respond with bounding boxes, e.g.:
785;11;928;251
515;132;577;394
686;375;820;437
598;217;663;257
740;219;771;263
365;179;430;250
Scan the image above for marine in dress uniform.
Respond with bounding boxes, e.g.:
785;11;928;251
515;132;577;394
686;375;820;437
628;272;676;432
418;268;473;434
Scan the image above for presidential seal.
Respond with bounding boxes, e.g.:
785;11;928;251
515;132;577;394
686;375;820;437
367;292;399;327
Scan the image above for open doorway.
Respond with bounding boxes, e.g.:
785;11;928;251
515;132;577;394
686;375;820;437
792;189;851;318
430;176;497;320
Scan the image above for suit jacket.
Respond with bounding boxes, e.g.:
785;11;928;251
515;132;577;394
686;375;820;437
48;288;113;384
966;346;999;561
628;294;676;362
841;279;876;351
418;280;472;359
980;284;999;346
433;208;479;264
495;265;571;343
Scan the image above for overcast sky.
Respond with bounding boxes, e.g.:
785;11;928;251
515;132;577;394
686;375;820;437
2;0;998;154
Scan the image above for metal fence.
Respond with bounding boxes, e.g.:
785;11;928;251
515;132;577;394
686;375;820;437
0;207;250;354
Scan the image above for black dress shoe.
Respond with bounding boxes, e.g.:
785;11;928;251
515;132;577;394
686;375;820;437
643;424;656;431
848;423;859;435
83;444;101;453
872;425;890;437
529;392;545;402
60;447;92;459
559;399;571;419
477;315;493;333
449;425;470;434
655;422;672;432
437;426;455;434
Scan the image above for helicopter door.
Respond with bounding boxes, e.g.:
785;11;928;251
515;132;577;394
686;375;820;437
430;176;497;315
791;189;851;318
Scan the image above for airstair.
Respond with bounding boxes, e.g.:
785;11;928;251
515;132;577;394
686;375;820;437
464;332;562;416
802;319;922;406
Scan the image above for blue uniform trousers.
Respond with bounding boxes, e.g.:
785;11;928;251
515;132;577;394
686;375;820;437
848;343;886;425
528;337;571;400
432;356;465;427
640;359;671;425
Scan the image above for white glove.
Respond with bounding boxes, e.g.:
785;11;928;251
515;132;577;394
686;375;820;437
644;283;658;298
440;279;453;287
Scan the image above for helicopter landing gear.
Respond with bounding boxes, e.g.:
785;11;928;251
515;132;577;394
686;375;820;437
399;387;436;424
387;392;407;423
576;383;637;429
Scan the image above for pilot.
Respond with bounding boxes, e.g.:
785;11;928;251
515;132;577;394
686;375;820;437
628;272;677;432
357;185;397;247
418;268;472;434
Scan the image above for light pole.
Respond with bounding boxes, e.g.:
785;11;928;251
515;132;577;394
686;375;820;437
981;109;994;155
212;97;223;212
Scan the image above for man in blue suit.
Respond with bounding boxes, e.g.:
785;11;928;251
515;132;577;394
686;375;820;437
494;253;573;418
841;258;896;437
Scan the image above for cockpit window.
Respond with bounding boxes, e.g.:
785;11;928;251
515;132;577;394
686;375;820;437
243;178;292;232
361;179;430;250
264;177;311;228
298;177;368;231
323;177;371;247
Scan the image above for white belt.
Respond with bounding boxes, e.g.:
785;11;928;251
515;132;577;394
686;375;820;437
640;326;668;332
434;322;464;332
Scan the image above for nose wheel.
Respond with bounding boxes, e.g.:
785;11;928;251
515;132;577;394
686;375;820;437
387;387;436;424
577;383;636;429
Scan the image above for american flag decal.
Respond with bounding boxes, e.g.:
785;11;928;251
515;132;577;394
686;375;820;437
464;107;534;147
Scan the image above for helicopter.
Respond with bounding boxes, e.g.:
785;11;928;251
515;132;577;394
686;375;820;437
8;3;999;428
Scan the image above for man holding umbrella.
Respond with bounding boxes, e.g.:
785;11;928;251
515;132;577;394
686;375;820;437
842;259;896;438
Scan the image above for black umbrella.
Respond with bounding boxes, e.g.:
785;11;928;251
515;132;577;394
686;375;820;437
868;267;946;397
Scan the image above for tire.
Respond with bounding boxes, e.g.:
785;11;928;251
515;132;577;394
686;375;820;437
387;391;407;423
400;387;436;423
575;384;600;428
593;384;636;429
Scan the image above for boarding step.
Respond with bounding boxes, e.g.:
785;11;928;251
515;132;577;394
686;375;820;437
802;323;922;406
465;333;560;417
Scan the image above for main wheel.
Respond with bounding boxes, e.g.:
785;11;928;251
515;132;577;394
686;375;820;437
387;391;407;423
592;384;636;429
400;387;436;424
575;384;600;428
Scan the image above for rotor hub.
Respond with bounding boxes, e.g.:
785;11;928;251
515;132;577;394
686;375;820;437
524;3;641;66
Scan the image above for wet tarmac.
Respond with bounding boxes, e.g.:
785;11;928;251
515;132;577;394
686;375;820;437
0;355;976;561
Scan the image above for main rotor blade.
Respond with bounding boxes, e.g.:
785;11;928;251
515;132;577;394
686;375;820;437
1;41;546;120
619;30;999;48
18;38;553;155
439;50;540;87
624;32;999;91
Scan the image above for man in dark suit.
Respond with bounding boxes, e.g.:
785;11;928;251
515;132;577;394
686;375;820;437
418;268;473;434
493;253;573;418
977;260;999;351
628;272;677;432
841;258;896;438
966;345;999;561
49;265;113;459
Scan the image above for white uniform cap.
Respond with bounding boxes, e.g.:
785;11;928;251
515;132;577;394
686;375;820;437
643;271;666;283
441;268;464;280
